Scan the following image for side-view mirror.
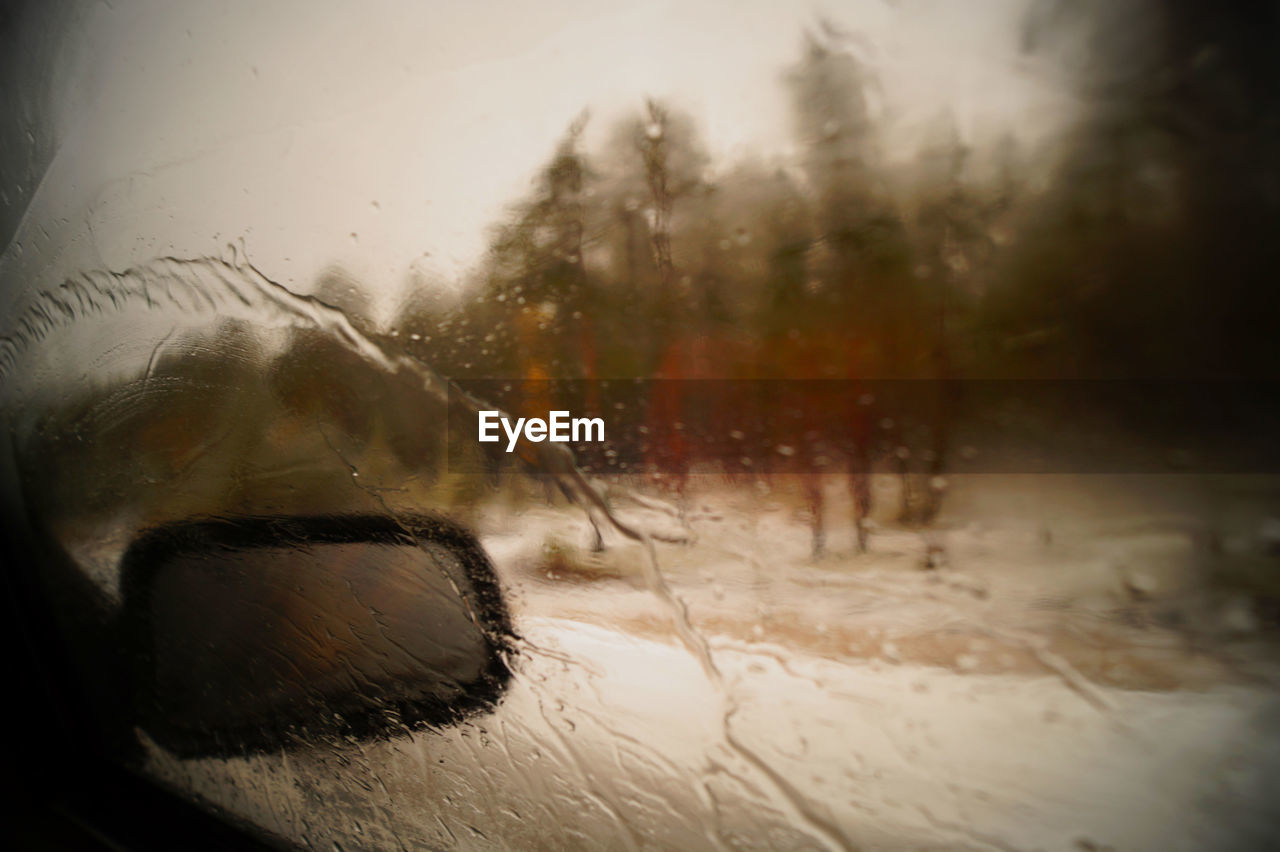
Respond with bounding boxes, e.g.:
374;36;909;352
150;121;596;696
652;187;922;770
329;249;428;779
117;514;513;759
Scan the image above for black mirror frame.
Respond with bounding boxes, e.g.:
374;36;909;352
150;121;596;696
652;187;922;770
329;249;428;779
117;513;515;759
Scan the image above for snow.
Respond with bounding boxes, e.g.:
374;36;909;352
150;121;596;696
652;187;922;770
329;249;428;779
145;613;1280;850
144;475;1280;850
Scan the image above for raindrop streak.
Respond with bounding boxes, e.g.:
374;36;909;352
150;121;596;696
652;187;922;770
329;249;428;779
0;253;854;851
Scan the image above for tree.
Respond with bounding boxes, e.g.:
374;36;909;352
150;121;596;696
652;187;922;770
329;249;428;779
1008;0;1280;378
784;26;920;374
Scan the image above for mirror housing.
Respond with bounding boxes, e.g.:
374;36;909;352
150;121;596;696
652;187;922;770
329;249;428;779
117;514;513;758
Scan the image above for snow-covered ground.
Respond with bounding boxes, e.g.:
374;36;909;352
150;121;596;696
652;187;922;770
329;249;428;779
484;474;1280;692
146;615;1280;851
147;474;1280;850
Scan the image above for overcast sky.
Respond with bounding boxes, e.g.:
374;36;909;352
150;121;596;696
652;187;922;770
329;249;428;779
3;0;1074;325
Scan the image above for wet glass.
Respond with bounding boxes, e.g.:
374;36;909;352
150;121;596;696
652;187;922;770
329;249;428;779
3;1;1280;849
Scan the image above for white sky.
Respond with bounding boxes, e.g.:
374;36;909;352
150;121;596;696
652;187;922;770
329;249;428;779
5;0;1074;326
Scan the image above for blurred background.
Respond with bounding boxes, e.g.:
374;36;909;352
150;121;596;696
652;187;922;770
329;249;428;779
4;1;1280;849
